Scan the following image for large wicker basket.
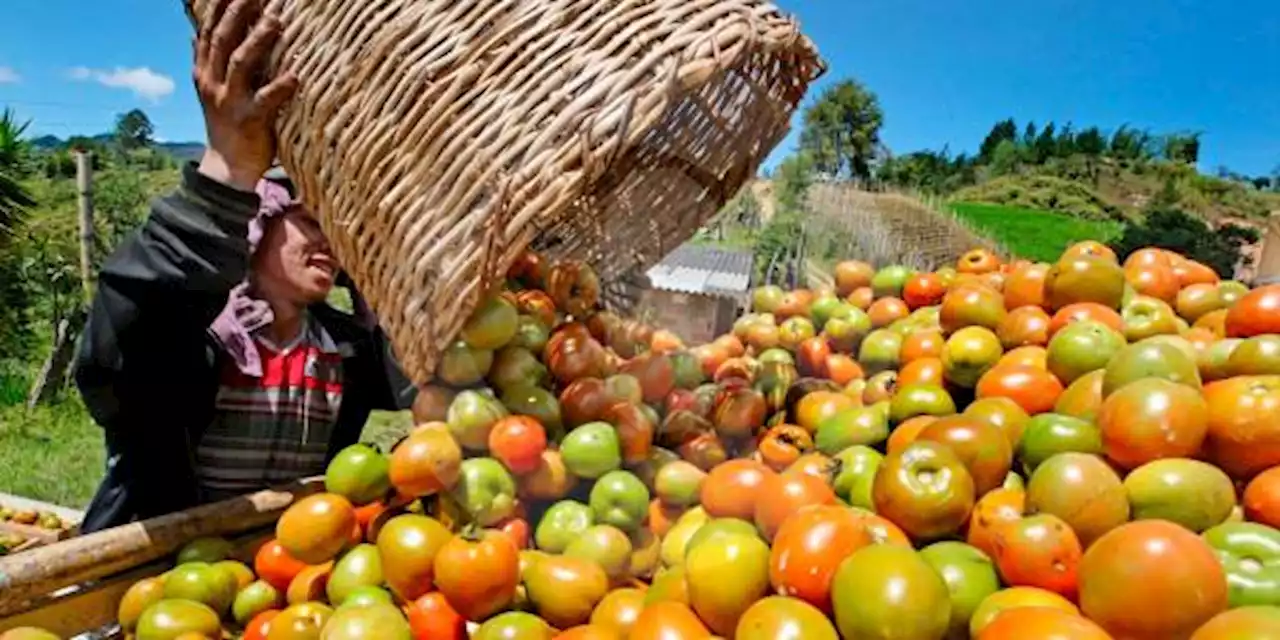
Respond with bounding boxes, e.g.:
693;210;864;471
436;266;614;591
186;0;824;384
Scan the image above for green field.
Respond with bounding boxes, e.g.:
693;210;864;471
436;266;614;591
949;202;1124;263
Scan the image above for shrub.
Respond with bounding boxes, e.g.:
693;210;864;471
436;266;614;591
1109;208;1259;278
953;175;1123;221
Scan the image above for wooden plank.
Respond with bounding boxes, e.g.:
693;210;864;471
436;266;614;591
0;479;320;617
0;530;273;638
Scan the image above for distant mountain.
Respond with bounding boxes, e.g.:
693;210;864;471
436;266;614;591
27;134;204;162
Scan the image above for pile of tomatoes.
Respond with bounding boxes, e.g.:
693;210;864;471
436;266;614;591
15;244;1280;640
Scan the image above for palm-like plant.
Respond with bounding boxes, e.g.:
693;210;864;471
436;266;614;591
0;108;36;243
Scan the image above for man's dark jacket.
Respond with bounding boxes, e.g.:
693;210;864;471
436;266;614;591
75;164;413;533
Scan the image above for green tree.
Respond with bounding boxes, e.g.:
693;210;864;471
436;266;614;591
1162;132;1201;164
978;119;1018;161
114;109;154;150
989;139;1021;177
1110;208;1259;278
0;109;36;361
798;80;884;180
1075;127;1106;156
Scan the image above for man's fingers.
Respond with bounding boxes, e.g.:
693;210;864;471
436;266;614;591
208;0;259;84
227;14;282;91
196;0;235;71
255;72;299;115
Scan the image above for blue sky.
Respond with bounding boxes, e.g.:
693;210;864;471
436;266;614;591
1;0;1276;176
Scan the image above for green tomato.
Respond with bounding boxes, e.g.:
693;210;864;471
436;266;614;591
1203;522;1280;608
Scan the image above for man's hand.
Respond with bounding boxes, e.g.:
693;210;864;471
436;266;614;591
194;0;298;191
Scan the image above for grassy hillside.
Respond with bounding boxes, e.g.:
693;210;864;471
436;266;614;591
954;160;1278;223
950;202;1123;263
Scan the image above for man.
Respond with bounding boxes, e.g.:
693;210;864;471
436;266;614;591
75;0;412;532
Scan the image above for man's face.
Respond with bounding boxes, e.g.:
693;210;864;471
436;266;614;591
254;209;336;305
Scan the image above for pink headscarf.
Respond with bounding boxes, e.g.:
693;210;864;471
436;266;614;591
207;178;301;376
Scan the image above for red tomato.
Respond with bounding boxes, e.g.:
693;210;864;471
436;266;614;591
1079;521;1228;639
769;505;873;614
904;273;947;309
406;592;466;640
243;609;279;640
701;459;775;520
253;539;308;593
1226;285;1280;338
753;472;837;541
433;533;520;621
489;416;548;475
990;514;1082;600
494;516;531;550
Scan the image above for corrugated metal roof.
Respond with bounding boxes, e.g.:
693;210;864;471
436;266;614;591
644;245;754;297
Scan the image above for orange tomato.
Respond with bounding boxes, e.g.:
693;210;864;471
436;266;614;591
629;602;712;640
904;273;947;309
700;459;776;520
1126;263;1180;304
1243;466;1280;529
970;587;1080;637
835;261;876;297
868;297;910;328
990;514;1082;599
976;365;1063;416
276;494;357;565
898;357;945;388
754;472;837;541
1174;259;1220;287
1062;241;1118;264
1196;309;1229;339
977;607;1110;640
757;424;816;473
901;330;946;363
824;354;864;386
916;415;1014;496
966;488;1027;559
489;416;548;475
1048;302;1123;337
886;415;938;456
647;500;682;539
1003;263;1050;310
433;533;521;622
940;284;1007;333
1123;247;1173;270
997;346;1048;371
997;306;1051;349
1079;521;1227;639
769;505;874;614
1098;378;1209;470
959;248;1003;274
847;287;875;311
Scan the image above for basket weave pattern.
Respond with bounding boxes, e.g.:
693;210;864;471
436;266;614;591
188;0;824;384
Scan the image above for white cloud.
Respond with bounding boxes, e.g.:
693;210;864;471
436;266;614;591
0;66;19;84
68;66;175;102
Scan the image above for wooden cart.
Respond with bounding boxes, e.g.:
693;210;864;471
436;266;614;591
0;480;320;638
